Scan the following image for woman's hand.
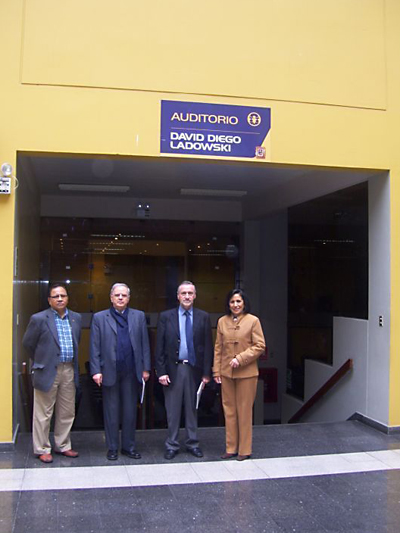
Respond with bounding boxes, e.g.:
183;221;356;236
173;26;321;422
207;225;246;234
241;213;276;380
214;376;222;384
229;357;240;369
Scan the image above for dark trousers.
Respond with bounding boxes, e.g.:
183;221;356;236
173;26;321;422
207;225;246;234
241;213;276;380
102;372;139;451
163;363;199;451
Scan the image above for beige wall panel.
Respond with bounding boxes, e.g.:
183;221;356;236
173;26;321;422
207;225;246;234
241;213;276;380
22;0;386;110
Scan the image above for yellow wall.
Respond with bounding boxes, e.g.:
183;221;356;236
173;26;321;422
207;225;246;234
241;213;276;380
386;2;400;427
22;0;386;110
0;192;15;442
1;0;400;440
0;0;18;435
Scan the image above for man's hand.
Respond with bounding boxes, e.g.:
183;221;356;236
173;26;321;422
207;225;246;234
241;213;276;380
142;371;150;382
202;376;210;385
158;374;171;386
93;373;103;387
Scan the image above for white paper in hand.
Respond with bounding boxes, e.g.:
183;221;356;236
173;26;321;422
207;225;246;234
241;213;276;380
196;381;205;410
140;378;146;404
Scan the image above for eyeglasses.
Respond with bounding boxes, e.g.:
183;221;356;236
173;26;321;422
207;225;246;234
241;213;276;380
49;294;68;299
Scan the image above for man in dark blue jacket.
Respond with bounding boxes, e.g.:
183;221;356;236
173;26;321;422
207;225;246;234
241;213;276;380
90;283;150;460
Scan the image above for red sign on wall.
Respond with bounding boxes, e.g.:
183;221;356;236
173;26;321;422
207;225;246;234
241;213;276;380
259;367;278;403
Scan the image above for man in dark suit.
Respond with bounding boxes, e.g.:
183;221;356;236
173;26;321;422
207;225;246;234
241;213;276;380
23;283;82;463
155;281;213;460
90;283;151;460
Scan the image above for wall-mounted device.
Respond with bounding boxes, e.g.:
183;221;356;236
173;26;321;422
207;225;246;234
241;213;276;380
0;163;13;195
0;177;11;194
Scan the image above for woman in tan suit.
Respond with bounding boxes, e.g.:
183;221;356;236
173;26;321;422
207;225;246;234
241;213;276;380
213;289;266;461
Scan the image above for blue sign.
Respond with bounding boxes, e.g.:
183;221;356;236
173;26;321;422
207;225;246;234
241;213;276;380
160;100;271;159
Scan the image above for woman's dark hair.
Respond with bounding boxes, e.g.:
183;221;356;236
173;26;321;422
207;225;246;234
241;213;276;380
225;289;251;315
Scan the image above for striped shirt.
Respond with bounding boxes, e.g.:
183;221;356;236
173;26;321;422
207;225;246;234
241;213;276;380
53;309;74;363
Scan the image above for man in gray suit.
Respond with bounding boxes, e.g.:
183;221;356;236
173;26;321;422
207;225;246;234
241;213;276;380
90;283;151;460
155;281;213;460
23;283;82;463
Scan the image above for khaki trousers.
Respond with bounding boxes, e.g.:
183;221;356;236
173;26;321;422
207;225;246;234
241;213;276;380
221;376;258;456
32;362;76;455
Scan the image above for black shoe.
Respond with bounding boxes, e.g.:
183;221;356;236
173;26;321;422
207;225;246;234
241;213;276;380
188;447;203;458
220;452;238;460
121;449;141;460
236;454;251;461
106;449;118;460
164;449;178;460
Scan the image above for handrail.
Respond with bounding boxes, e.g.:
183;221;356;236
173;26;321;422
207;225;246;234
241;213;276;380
288;358;353;424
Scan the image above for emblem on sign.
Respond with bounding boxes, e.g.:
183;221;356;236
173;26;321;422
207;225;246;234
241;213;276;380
255;146;266;159
247;112;262;127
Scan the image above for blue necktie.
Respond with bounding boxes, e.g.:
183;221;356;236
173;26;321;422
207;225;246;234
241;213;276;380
185;310;196;366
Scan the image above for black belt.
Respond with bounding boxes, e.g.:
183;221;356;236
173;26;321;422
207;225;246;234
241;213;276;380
177;360;189;365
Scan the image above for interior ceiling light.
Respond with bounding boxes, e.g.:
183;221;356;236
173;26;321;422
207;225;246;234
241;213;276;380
180;188;247;198
90;234;145;238
58;184;130;193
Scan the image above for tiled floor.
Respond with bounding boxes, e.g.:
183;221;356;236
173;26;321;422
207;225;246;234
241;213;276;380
1;421;400;532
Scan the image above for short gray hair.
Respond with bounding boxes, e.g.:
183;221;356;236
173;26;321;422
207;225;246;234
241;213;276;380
110;283;131;296
177;280;196;295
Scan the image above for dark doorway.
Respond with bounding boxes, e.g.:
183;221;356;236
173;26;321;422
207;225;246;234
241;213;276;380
38;217;241;430
287;182;368;398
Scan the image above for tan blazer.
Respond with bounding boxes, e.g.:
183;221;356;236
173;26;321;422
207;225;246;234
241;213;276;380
213;313;266;379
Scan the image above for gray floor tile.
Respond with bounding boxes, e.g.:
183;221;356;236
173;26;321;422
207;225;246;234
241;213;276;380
0;518;15;533
12;515;58;533
4;421;400;532
99;512;143;530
